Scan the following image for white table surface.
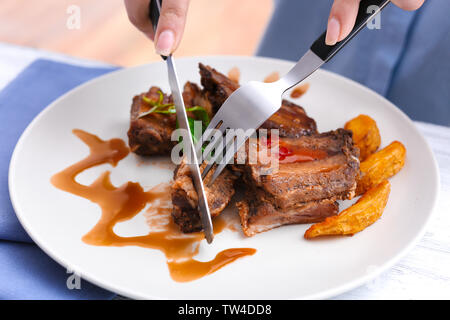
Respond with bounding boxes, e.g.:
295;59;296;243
1;43;449;300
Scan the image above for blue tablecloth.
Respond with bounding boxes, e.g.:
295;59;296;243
0;59;118;299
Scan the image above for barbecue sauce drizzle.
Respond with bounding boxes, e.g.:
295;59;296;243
51;129;255;282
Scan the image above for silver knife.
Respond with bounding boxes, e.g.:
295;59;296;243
149;0;214;243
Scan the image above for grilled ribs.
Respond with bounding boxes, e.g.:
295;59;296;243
236;129;360;236
127;87;176;155
127;82;212;156
199;63;318;137
237;195;339;237
198;64;359;236
171;160;237;233
241;129;360;208
127;64;360;236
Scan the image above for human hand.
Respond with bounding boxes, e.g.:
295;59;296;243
124;0;190;55
325;0;425;45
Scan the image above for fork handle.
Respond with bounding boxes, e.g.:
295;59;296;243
311;0;390;62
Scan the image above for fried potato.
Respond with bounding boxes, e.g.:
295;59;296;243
304;180;391;238
356;141;406;195
344;114;381;160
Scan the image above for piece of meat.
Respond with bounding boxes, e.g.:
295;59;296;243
234;129;359;236
171;160;237;233
237;192;339;237
128;83;210;156
242;129;360;209
129;65;316;156
260;100;317;137
183;81;214;117
127;87;176;156
199;63;239;114
199;63;317;137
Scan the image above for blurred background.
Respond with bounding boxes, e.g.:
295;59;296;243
0;0;273;66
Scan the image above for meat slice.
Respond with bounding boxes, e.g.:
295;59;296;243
199;63;239;114
183;81;214;117
199;63;317;137
127;87;176;156
171;160;237;233
243;129;360;208
260;100;317;137
235;129;359;236
127;83;210;156
237;191;339;237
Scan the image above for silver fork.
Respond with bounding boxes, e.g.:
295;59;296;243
200;0;390;184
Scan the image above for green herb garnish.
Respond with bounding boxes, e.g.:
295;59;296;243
139;90;210;149
139;91;175;117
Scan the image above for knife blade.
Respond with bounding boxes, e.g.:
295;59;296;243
149;0;214;243
165;56;214;243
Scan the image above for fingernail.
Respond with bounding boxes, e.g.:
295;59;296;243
156;30;174;56
325;17;340;46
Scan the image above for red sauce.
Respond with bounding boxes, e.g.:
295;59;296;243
278;145;327;164
266;137;328;164
51;129;255;282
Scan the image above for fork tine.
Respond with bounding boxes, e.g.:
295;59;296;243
207;129;254;186
196;119;227;162
199;114;224;146
201;160;216;180
199;126;225;159
201;129;235;179
200;128;225;179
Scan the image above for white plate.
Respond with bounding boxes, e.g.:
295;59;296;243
9;56;439;299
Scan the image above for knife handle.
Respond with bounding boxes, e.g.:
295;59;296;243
311;0;390;62
149;0;168;60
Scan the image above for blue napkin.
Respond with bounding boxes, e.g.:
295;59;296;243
0;59;119;299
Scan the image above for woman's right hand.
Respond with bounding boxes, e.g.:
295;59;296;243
124;0;190;56
325;0;425;45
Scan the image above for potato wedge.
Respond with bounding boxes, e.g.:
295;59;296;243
304;180;391;238
344;114;381;160
356;141;406;195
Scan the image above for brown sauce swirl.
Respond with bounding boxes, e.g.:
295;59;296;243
290;83;310;98
227;67;240;83
51;129;255;282
264;71;280;83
